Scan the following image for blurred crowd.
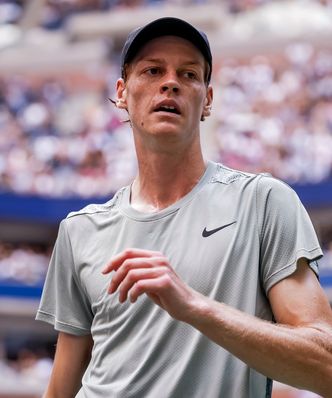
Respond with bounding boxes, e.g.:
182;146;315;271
214;43;332;183
1;0;202;29
224;0;332;13
1;0;332;29
0;42;332;197
0;66;137;197
0;335;53;396
0;242;50;286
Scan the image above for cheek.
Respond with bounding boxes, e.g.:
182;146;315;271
126;84;148;113
126;90;149;128
191;92;206;115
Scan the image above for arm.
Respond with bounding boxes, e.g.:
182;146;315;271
43;332;93;398
104;250;332;397
188;258;332;396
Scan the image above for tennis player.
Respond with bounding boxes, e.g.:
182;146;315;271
36;17;332;398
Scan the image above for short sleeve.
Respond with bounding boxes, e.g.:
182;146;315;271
257;176;323;294
36;220;93;335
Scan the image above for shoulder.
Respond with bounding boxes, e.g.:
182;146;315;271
65;187;126;221
57;187;127;242
255;173;300;205
209;162;282;188
210;162;285;192
209;162;255;185
215;161;296;194
210;162;300;205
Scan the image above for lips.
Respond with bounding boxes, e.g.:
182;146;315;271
153;100;181;115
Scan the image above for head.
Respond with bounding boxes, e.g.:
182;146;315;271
115;18;213;151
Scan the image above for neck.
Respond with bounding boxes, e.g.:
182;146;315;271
131;145;206;213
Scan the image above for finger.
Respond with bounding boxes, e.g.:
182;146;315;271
102;248;162;274
129;275;169;303
117;267;166;303
108;257;161;294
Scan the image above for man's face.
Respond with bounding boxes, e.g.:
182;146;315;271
116;35;213;149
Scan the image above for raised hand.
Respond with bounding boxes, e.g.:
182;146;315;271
102;248;203;322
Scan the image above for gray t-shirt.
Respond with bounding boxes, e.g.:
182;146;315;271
36;161;322;398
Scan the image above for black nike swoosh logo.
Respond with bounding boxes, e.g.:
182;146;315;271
202;221;237;237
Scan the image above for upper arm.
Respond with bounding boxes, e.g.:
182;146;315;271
44;331;93;398
268;258;332;328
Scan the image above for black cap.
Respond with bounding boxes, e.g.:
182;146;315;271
121;17;212;84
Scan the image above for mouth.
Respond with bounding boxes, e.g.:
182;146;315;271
154;102;181;115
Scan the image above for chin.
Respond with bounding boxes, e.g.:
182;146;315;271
148;121;183;135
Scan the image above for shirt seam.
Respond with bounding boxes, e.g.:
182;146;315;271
118;205;180;222
66;188;125;219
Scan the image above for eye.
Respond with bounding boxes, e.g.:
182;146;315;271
146;67;160;76
183;71;197;80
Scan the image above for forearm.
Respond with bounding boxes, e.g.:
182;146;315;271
43;365;85;398
187;295;332;397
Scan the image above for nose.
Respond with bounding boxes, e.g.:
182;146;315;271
160;72;180;94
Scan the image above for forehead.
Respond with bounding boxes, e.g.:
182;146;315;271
131;35;205;65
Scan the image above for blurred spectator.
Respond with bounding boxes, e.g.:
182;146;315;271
0;243;50;285
0;0;23;25
40;0;113;30
226;0;272;14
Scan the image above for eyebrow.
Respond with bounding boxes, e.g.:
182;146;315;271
136;58;203;67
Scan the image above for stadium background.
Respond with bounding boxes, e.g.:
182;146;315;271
0;0;331;397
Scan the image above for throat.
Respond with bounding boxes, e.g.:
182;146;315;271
130;183;184;213
130;164;206;213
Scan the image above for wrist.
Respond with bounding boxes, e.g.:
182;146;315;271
182;290;215;327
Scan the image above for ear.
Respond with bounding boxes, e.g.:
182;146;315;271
116;78;128;110
201;85;213;120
